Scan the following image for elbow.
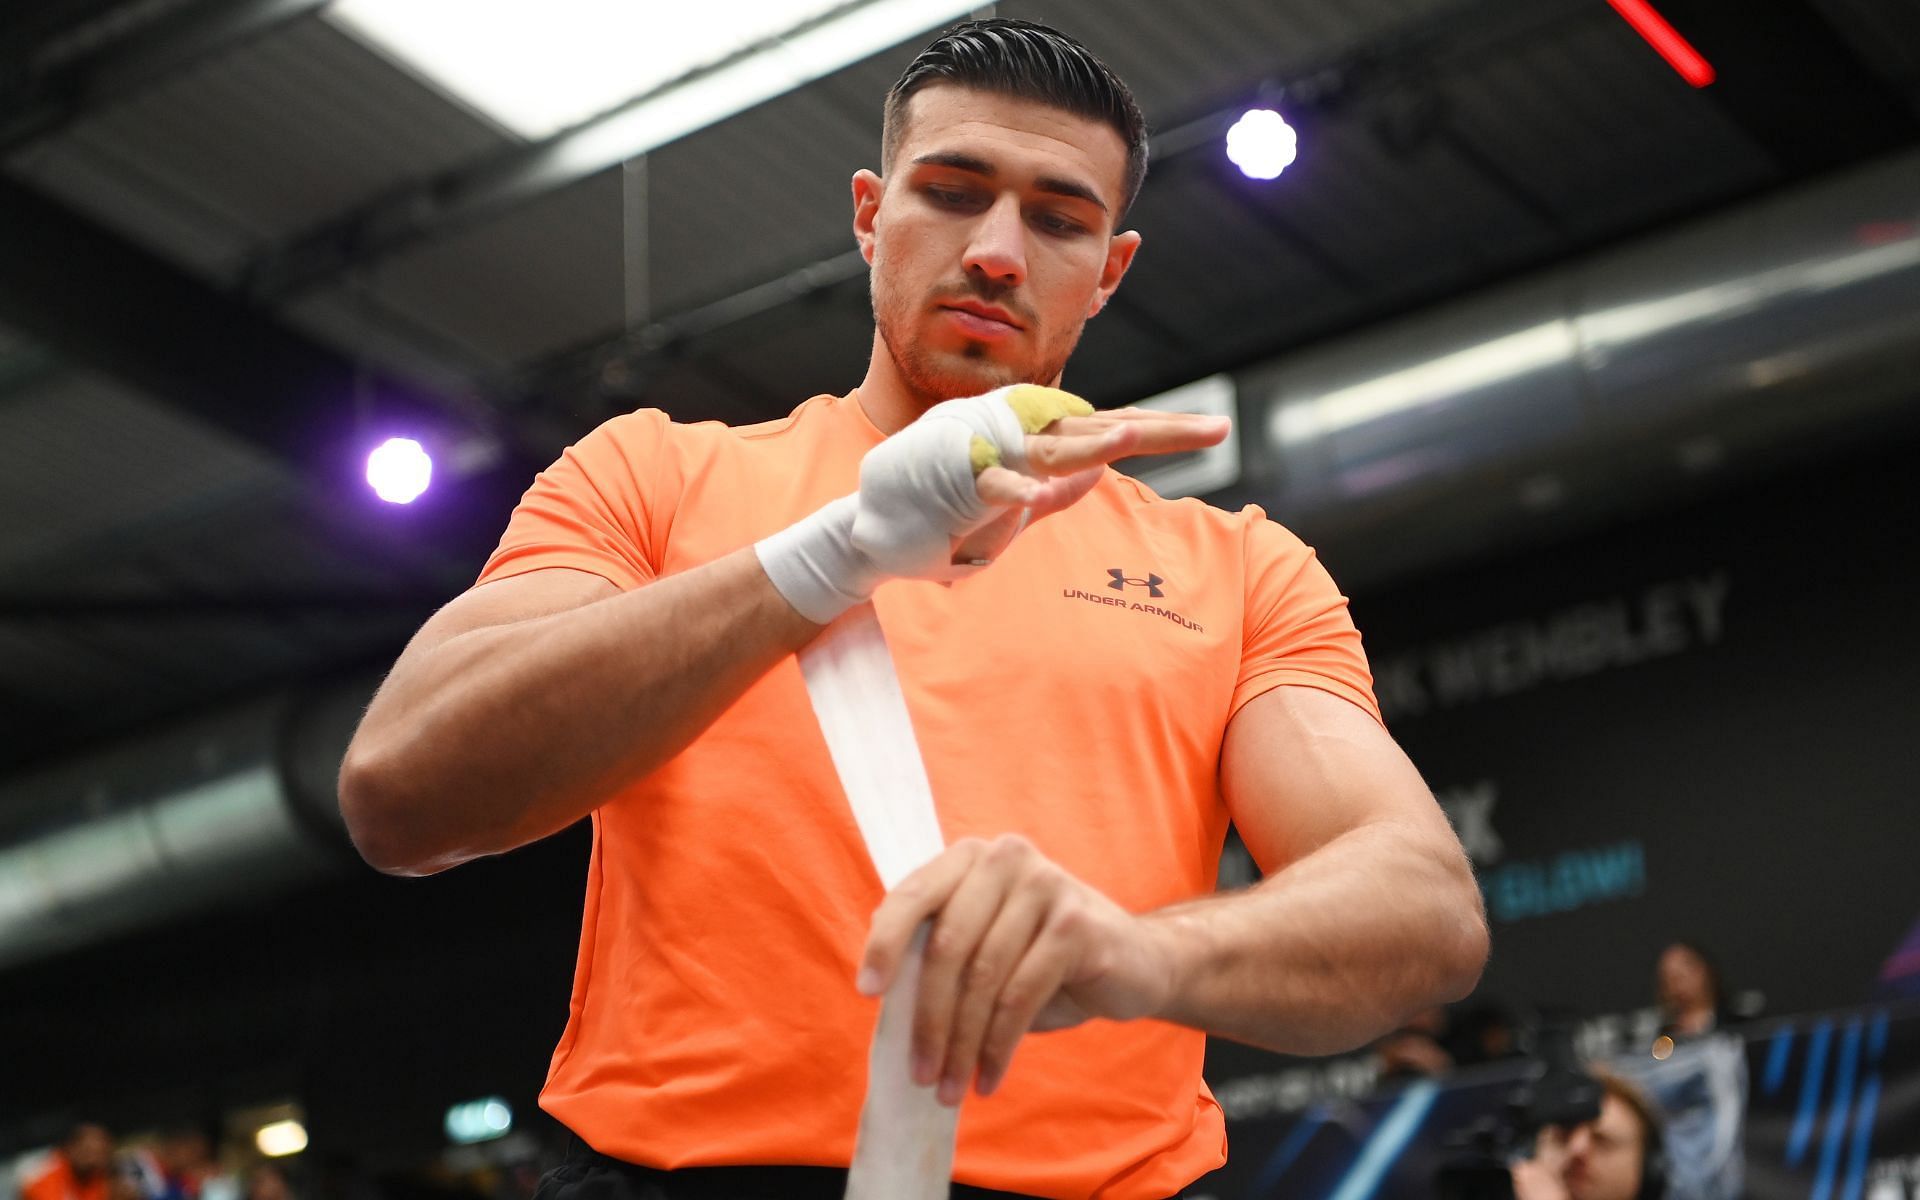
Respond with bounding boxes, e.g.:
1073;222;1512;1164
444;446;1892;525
337;744;448;877
1374;857;1488;1037
1423;864;1491;1007
1440;903;1492;1002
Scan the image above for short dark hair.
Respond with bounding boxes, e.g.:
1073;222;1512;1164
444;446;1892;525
883;18;1149;216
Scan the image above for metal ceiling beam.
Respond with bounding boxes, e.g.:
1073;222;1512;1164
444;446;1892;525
0;0;331;151
0;174;540;565
240;0;1588;305
241;0;903;303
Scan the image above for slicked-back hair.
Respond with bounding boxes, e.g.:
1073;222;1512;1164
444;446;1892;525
883;18;1149;217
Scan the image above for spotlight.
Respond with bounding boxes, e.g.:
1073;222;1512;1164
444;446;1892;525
1226;108;1298;180
255;1120;308;1158
445;1097;513;1144
367;437;433;504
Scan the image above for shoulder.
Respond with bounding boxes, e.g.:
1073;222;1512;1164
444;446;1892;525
558;393;832;471
592;393;841;451
1098;472;1310;555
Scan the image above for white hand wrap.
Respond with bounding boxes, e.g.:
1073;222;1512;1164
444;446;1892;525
756;385;1086;624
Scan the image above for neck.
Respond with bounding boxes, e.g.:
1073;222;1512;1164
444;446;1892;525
853;331;933;435
853;331;1066;434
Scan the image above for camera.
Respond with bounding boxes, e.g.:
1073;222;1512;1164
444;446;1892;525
1435;1017;1603;1200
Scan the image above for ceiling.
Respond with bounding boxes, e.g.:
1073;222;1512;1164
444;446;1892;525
1;0;1918;774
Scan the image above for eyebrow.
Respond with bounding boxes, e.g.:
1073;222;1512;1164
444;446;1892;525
910;151;1110;213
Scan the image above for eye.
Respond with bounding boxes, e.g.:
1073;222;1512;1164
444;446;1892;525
1034;211;1087;237
925;185;976;208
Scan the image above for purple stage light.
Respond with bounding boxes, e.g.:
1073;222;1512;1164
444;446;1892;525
1226;108;1298;180
367;437;433;504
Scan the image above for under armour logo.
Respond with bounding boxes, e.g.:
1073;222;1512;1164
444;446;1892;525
1108;568;1164;599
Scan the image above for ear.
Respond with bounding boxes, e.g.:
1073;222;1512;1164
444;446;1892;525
1088;229;1142;317
852;169;884;265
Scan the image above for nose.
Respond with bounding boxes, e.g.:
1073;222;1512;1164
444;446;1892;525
963;192;1027;288
1566;1125;1594;1162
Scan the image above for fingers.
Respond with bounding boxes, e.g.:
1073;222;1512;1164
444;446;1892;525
858;835;1088;1107
936;867;1052;1102
974;463;1102;513
1042;407;1225;437
976;916;1077;1096
1022;422;1138;477
911;844;1033;1101
971;412;1228;525
1023;412;1228;478
858;843;981;997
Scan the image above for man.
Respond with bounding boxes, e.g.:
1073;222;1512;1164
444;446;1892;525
20;1125;113;1200
1513;1069;1668;1200
339;18;1486;1200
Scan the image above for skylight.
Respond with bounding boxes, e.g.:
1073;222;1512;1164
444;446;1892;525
327;0;983;142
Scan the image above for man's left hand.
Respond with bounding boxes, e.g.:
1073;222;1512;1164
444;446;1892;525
856;833;1176;1105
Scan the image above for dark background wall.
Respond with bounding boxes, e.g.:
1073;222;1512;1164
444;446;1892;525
1351;425;1919;1021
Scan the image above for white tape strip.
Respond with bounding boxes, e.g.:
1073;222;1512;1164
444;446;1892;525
796;603;956;1200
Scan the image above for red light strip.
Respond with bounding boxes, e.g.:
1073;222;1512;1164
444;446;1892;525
1606;0;1716;87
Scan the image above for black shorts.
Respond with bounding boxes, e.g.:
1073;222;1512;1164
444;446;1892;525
533;1135;1189;1200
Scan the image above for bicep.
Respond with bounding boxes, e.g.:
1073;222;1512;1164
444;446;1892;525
390;567;621;673
1220;684;1454;874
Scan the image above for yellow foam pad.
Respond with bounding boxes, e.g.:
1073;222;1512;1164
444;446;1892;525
1004;384;1094;433
970;385;1094;474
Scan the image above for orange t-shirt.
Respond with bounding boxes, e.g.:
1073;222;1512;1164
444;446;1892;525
477;392;1379;1199
21;1156;108;1200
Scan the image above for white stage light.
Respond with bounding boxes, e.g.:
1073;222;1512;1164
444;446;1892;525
367;437;433;505
1226;108;1298;180
328;0;982;142
446;1098;514;1144
255;1121;308;1158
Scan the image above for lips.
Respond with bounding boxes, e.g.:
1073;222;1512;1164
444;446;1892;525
938;301;1024;341
938;298;1023;329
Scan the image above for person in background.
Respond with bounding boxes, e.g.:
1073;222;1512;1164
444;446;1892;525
20;1125;114;1200
1655;942;1725;1040
1627;941;1746;1200
128;1129;238;1200
1511;1066;1667;1200
1374;1005;1455;1080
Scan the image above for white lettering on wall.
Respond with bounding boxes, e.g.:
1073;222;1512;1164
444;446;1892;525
1438;781;1503;865
1376;572;1731;720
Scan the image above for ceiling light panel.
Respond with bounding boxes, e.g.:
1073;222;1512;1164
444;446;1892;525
327;0;968;141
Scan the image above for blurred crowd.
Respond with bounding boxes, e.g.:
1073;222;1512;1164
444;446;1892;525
1369;940;1750;1200
12;1127;287;1200
7;1125;551;1200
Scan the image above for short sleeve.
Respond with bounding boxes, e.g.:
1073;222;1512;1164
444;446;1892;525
475;409;675;592
1230;507;1382;725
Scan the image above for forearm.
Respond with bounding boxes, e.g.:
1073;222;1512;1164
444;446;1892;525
1148;820;1488;1054
339;548;818;875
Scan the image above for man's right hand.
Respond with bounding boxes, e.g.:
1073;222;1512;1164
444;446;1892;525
755;385;1229;624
